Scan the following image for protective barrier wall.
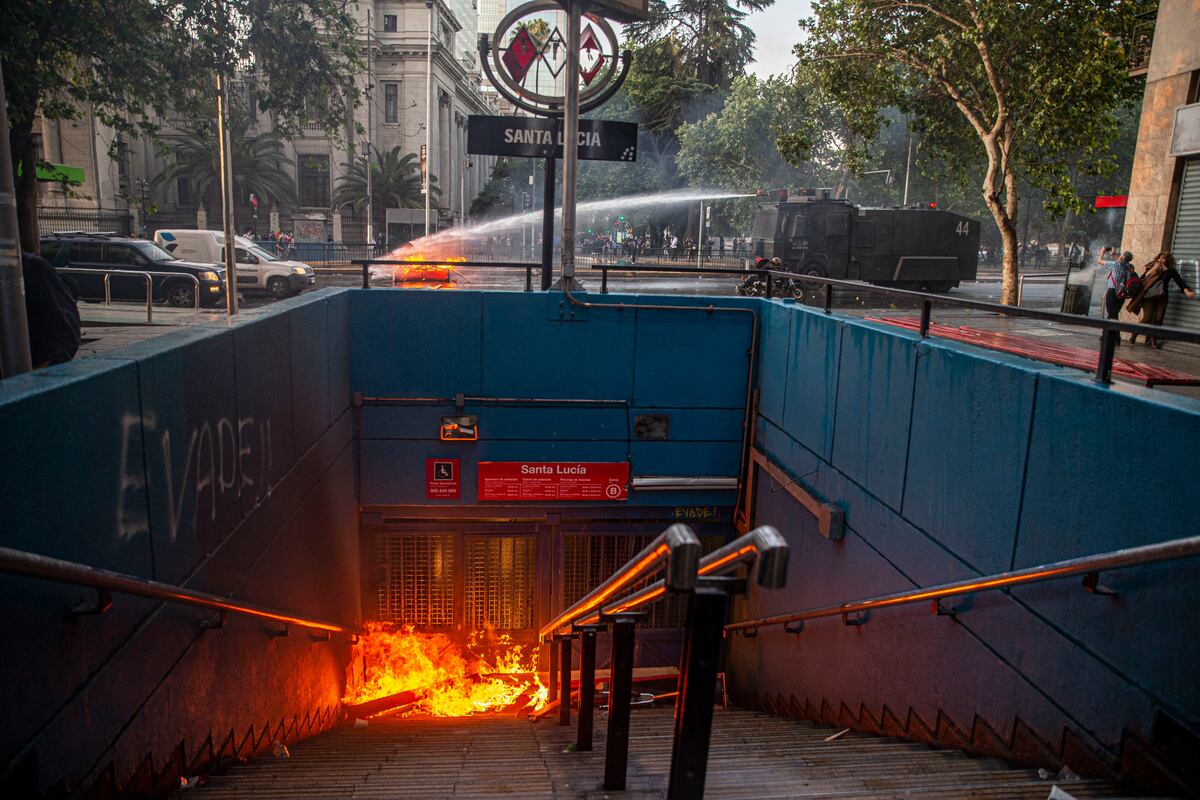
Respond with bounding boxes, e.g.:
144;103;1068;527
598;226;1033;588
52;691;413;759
0;289;358;796
731;299;1200;787
350;290;755;509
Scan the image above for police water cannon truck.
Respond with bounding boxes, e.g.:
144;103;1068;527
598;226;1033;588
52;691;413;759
740;188;980;294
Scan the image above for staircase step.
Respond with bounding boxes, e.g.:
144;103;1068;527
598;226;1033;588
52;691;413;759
175;707;1166;799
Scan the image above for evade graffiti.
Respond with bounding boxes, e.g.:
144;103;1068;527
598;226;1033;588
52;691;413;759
117;412;274;541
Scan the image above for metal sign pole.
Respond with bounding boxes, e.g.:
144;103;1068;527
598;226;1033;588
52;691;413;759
0;61;33;377
542;156;556;290
557;0;582;289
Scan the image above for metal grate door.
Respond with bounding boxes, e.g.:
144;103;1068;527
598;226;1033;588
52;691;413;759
563;534;690;629
376;533;456;627
465;536;537;631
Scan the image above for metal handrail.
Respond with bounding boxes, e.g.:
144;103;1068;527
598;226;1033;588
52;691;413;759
1016;271;1069;306
726;534;1200;633
0;545;357;635
58;267;202;323
581;525;789;624
587;262;1200;384
538;523;701;641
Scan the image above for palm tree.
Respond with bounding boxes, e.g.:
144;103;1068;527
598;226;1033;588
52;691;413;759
157;108;298;218
332;146;440;230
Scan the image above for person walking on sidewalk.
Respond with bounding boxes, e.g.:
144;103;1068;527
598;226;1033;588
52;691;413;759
1101;247;1135;322
1126;252;1196;347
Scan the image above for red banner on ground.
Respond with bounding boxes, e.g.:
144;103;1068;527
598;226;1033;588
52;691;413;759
477;462;629;501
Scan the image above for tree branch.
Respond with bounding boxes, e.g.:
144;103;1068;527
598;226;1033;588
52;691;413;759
872;0;969;32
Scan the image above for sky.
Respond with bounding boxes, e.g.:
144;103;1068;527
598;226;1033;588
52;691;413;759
746;1;812;79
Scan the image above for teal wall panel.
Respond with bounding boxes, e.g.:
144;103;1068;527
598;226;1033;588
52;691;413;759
349;290;483;397
737;298;1200;766
780;310;841;461
831;321;918;509
902;343;1038;573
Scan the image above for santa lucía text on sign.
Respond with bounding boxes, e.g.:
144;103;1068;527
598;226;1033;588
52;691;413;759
502;128;603;147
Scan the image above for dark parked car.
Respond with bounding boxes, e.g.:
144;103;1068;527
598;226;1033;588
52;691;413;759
39;233;227;308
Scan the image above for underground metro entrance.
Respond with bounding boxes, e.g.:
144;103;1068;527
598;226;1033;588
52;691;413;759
355;507;733;715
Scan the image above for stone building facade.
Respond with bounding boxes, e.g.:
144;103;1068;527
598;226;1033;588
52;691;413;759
34;0;497;244
1122;1;1200;263
1121;0;1200;328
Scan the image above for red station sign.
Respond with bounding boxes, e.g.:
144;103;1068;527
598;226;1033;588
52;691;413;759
426;458;461;499
477;461;629;501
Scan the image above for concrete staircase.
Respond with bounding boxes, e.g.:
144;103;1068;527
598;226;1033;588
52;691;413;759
179;708;1173;799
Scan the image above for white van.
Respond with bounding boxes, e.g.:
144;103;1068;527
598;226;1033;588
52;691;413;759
153;230;316;298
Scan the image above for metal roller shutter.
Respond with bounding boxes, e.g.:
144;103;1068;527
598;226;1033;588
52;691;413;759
1166;157;1200;329
376;533;456;627
464;536;536;631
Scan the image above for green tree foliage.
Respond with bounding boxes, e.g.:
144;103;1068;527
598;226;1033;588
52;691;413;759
470;158;540;219
801;0;1139;303
156;108;298;216
2;0;362;249
626;0;775;92
514;18;551;46
332;147;439;230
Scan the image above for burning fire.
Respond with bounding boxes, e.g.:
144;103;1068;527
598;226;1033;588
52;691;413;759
386;245;467;285
344;623;547;718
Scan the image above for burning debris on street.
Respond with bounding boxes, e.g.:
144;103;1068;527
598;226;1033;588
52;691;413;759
344;623;547;718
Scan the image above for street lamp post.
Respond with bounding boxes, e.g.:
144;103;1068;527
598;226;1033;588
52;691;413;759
365;8;374;246
216;71;238;316
424;0;433;237
461;157;470;227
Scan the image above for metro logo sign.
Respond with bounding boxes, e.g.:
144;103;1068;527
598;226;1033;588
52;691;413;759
478;462;629;501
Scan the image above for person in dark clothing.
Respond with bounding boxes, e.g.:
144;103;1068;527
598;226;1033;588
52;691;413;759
22;251;80;367
1126;251;1196;347
1100;247;1135;321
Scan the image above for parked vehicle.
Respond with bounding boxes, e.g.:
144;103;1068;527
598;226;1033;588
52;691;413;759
154;230;316;298
39;232;227;307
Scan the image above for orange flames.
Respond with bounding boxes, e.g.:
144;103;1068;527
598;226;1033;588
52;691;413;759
345;623;547;718
389;246;466;285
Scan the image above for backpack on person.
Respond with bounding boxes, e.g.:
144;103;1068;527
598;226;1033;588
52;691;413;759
1118;269;1143;300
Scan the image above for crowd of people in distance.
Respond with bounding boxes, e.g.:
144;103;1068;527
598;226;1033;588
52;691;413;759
575;230;750;262
1099;246;1196;347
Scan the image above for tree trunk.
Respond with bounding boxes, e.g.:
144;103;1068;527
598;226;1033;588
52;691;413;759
997;215;1019;304
980;164;1020;304
10;118;40;252
1001;163;1020;305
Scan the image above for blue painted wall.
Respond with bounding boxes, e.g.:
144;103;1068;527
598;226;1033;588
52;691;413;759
0;289;357;795
349;291;754;509
4;285;1198;792
730;301;1200;771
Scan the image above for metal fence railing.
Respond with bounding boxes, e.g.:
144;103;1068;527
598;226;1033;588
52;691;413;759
38;207;132;236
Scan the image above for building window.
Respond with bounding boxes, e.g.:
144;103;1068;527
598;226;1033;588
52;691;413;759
384;83;399;123
383;14;397;32
299;154;330;208
177;177;193;208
